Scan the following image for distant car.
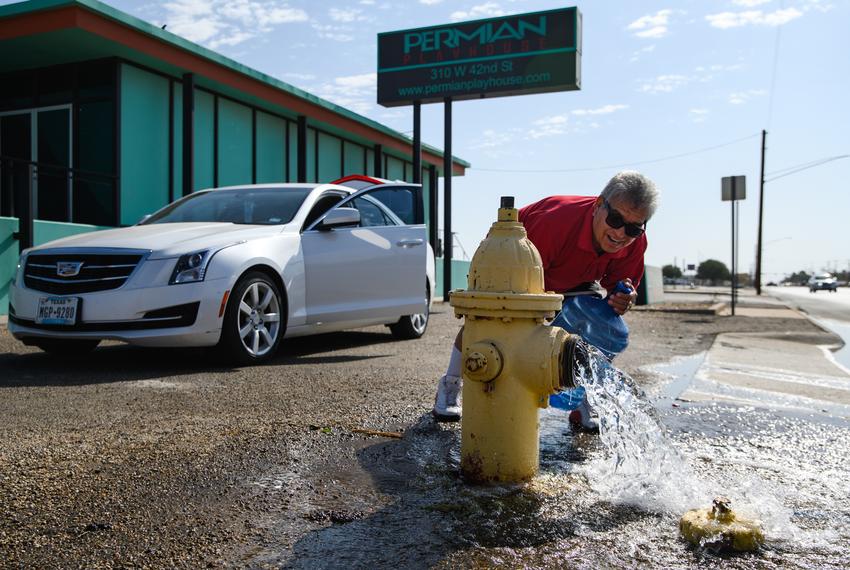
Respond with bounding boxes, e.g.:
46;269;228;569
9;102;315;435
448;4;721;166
808;273;838;293
9;176;434;364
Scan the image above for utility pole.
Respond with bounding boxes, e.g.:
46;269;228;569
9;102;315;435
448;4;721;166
755;129;767;295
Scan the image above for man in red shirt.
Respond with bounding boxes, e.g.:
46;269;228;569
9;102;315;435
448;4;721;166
433;171;659;427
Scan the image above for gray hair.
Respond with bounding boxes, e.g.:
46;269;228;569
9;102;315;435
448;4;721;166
600;171;659;220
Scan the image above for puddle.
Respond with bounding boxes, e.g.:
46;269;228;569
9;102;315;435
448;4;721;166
647;352;707;405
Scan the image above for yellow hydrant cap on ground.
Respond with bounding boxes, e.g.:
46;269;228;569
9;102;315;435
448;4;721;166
680;497;765;552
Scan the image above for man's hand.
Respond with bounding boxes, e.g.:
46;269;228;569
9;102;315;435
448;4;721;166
608;278;637;315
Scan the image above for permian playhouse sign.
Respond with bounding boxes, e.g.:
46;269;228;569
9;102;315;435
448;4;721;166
377;7;582;106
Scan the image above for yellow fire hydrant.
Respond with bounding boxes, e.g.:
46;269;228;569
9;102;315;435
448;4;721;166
450;197;580;483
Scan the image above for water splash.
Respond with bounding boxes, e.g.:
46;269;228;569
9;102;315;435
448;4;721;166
569;340;712;513
569;342;797;534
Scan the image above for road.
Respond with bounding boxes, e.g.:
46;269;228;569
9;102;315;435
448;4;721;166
1;299;846;568
767;285;850;369
766;285;850;321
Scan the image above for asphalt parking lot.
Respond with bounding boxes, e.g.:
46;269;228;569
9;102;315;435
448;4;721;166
0;298;836;568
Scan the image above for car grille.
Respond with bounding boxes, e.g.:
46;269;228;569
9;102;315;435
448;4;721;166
24;252;144;294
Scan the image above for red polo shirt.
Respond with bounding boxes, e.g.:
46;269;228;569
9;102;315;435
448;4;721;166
518;195;647;293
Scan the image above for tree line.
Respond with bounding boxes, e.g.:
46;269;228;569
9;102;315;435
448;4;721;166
663;262;849;286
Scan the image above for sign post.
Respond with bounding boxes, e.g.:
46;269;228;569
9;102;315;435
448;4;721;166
378;8;582;298
722;175;746;315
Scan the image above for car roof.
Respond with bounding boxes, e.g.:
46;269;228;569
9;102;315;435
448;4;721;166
204;183;321;191
331;174;420;191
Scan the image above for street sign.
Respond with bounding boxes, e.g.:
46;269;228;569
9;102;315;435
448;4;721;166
377;7;581;107
721;175;746;315
721;175;746;201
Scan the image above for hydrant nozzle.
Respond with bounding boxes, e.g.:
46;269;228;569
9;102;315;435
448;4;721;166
449;196;580;483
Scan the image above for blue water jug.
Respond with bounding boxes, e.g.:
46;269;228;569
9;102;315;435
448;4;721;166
549;281;632;410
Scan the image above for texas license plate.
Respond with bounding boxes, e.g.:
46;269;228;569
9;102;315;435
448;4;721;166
36;297;79;325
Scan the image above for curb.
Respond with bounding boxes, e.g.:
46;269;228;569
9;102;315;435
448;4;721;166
634;302;725;315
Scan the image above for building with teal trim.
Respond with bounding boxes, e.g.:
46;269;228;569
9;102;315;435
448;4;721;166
0;0;470;315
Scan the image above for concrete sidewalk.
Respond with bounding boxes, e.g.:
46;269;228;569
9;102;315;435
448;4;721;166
680;291;850;413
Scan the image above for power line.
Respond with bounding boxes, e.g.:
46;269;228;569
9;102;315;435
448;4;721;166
766;156;834;176
764;154;849;183
470;133;760;174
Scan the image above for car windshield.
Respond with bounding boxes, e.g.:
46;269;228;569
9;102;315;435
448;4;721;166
815;274;833;280
142;187;313;225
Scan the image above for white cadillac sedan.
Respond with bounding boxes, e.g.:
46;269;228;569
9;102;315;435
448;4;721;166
8;176;434;364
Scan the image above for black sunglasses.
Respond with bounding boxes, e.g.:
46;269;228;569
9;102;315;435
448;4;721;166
602;199;646;238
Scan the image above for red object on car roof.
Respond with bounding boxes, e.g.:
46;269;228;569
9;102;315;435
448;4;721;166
332;174;385;186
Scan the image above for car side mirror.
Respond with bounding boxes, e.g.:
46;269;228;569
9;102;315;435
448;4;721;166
137;214;152;225
316;207;360;231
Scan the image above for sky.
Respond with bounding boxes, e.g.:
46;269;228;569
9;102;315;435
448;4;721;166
13;0;850;278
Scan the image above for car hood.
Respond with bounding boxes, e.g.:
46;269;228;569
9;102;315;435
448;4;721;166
30;223;288;259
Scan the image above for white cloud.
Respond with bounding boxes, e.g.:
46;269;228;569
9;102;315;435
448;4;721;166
637;62;744;94
638;74;691;93
162;0;307;48
309;73;377;115
470;128;520;150
334;73;377;89
572;104;629;116
627;9;673;39
451;2;505;21
689;108;709;123
523;105;628;139
732;0;771;6
420;0;444;4
311;22;355;42
802;0;834;13
629;44;656;63
526;115;570;139
706;7;803;29
282;72;317;82
728;89;767;104
210;30;254;48
329;8;364;22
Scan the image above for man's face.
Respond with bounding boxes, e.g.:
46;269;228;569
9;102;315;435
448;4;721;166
591;196;648;254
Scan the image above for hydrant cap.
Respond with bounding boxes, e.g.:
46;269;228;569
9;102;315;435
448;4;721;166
467;202;545;294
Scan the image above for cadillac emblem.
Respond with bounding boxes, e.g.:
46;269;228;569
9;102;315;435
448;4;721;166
56;261;83;277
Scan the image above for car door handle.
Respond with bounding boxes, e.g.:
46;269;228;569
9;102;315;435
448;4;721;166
396;238;425;248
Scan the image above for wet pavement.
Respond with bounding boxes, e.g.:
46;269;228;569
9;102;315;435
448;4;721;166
1;290;849;568
244;292;850;569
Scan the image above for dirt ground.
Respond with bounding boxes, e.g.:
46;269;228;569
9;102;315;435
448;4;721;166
0;302;830;568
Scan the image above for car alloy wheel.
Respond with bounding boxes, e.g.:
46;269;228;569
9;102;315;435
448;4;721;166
389;282;430;340
219;271;285;364
237;280;282;357
408;307;429;336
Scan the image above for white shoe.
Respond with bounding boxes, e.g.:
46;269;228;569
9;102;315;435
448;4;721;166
433;374;461;422
568;399;599;433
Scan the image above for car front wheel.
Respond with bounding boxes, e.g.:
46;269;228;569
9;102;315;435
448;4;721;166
389;283;430;340
219;272;285;365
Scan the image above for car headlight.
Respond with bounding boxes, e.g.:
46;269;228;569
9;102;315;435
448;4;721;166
12;254;25;284
169;249;212;285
